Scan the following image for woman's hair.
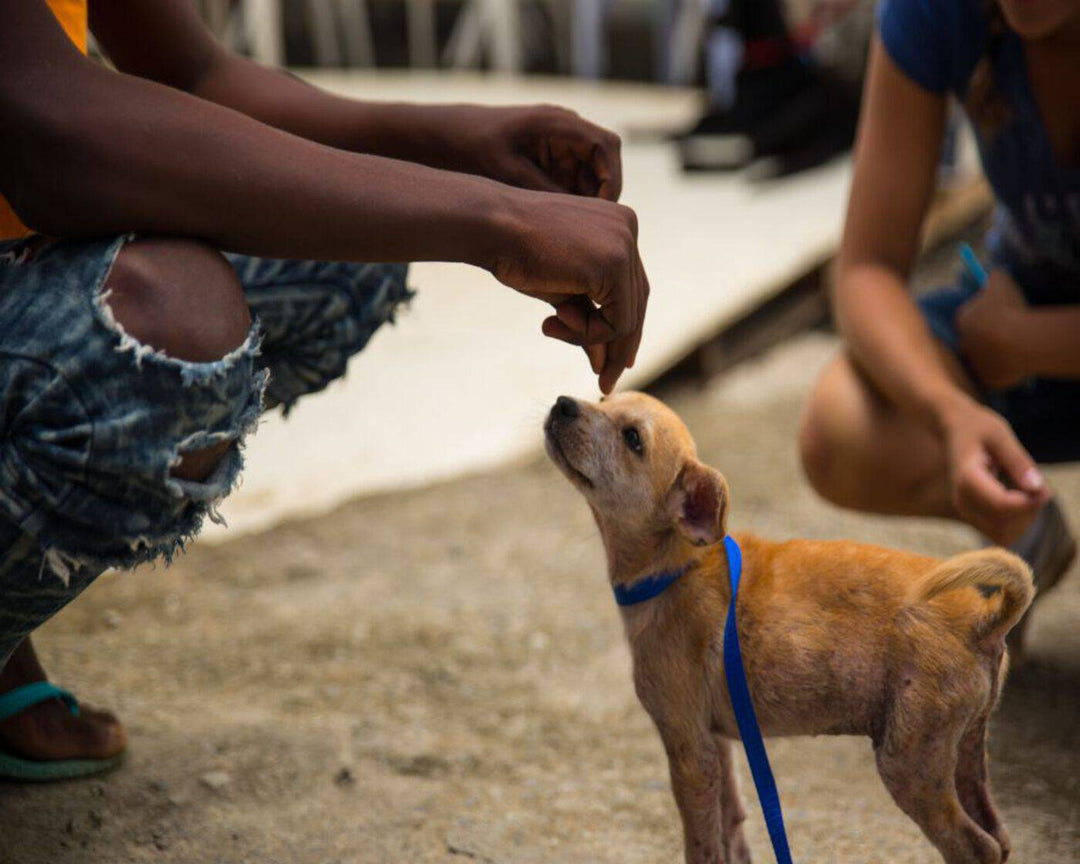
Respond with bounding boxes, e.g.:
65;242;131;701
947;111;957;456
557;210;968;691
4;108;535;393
965;0;1012;133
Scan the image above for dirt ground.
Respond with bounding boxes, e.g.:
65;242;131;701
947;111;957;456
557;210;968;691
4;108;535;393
2;327;1080;864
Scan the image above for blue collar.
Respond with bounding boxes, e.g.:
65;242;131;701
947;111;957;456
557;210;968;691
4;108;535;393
612;565;689;606
612;537;743;606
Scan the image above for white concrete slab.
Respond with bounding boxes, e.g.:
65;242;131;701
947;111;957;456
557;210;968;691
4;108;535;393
204;73;850;541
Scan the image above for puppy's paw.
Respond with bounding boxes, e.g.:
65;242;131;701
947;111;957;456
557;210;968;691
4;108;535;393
723;831;752;864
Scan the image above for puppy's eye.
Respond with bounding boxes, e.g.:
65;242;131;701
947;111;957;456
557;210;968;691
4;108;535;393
622;426;644;456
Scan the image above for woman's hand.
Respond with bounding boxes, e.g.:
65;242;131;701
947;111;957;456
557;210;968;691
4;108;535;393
938;396;1048;543
441;105;623;201
956;269;1031;391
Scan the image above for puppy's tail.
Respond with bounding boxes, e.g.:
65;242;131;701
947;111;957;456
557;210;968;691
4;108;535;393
919;548;1034;646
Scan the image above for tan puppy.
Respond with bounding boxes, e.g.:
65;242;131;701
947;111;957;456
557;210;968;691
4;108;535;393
544;392;1033;864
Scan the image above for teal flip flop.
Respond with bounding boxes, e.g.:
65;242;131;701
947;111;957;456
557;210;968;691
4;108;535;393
0;681;125;781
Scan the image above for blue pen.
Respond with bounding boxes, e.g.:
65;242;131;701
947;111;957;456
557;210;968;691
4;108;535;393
960;243;989;287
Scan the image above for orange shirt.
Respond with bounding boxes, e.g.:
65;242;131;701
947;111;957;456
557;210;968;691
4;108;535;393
0;0;89;240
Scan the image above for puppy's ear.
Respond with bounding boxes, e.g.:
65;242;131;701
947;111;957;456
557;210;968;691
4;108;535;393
666;461;729;546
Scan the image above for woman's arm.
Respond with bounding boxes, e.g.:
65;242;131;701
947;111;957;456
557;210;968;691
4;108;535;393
956;269;1080;386
836;37;1045;532
89;0;622;199
1012;307;1080;377
835;38;961;424
0;0;645;391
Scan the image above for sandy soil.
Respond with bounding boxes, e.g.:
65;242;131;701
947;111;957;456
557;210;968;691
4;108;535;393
2;331;1079;864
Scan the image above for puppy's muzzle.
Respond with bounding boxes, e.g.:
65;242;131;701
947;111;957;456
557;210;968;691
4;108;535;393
545;395;580;434
554;395;579;420
545;396;593;487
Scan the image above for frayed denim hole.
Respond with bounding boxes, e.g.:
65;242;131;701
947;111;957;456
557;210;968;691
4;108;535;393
90;238;265;378
32;356;268;587
163;367;267;516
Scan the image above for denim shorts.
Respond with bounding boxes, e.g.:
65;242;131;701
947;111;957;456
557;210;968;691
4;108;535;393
918;272;1080;465
0;234;411;665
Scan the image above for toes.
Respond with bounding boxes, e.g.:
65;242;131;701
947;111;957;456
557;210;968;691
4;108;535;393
73;705;128;759
0;699;127;761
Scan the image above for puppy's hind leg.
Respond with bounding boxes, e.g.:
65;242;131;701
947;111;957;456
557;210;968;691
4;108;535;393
955;709;1009;861
875;713;1003;864
715;736;752;864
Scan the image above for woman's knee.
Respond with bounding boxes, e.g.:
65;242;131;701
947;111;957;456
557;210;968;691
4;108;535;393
800;352;953;515
104;237;251;364
798;356;860;502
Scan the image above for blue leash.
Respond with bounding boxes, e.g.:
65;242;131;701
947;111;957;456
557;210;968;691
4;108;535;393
613;537;794;862
722;535;794;864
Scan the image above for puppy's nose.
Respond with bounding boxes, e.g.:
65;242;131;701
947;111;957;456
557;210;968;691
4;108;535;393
555;395;580;420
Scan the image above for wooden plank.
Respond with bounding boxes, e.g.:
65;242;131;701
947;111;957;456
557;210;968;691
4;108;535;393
652;174;994;387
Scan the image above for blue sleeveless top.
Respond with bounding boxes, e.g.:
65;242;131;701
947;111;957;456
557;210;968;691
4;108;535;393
879;0;1080;303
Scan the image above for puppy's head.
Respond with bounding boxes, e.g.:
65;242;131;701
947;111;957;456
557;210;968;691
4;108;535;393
544;392;729;548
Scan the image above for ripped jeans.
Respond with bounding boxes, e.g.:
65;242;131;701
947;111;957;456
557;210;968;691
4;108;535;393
0;235;412;666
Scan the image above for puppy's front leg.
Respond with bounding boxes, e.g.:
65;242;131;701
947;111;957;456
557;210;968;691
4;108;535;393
715;736;752;864
661;728;727;864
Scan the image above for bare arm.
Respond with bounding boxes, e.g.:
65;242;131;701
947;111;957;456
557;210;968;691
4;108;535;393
955;268;1080;385
1;0;645;391
836;38;1045;534
1014;307;1080;377
835;38;960;425
89;0;622;199
1;1;494;260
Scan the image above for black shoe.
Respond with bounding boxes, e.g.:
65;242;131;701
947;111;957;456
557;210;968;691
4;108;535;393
678;58;816;172
995;498;1076;664
745;71;860;181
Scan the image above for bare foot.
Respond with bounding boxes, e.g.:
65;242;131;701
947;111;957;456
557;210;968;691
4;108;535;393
0;639;126;761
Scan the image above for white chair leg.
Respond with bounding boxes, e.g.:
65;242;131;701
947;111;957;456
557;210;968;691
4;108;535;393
667;0;710;85
571;0;606;79
480;0;521;72
245;0;284;66
407;0;439;68
337;0;376;67
444;1;484;67
445;0;521;72
306;0;343;65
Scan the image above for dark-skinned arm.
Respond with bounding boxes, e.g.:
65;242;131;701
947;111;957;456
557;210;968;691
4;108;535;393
1;0;646;391
89;0;623;199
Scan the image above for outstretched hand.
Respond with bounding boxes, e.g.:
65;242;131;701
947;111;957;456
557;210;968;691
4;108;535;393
442;104;644;392
485;189;648;394
940;399;1048;544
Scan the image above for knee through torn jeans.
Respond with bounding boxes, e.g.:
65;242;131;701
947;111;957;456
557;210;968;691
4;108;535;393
0;234;412;665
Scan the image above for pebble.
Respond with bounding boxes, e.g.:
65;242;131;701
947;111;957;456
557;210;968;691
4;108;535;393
199;770;232;791
334;766;355;787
